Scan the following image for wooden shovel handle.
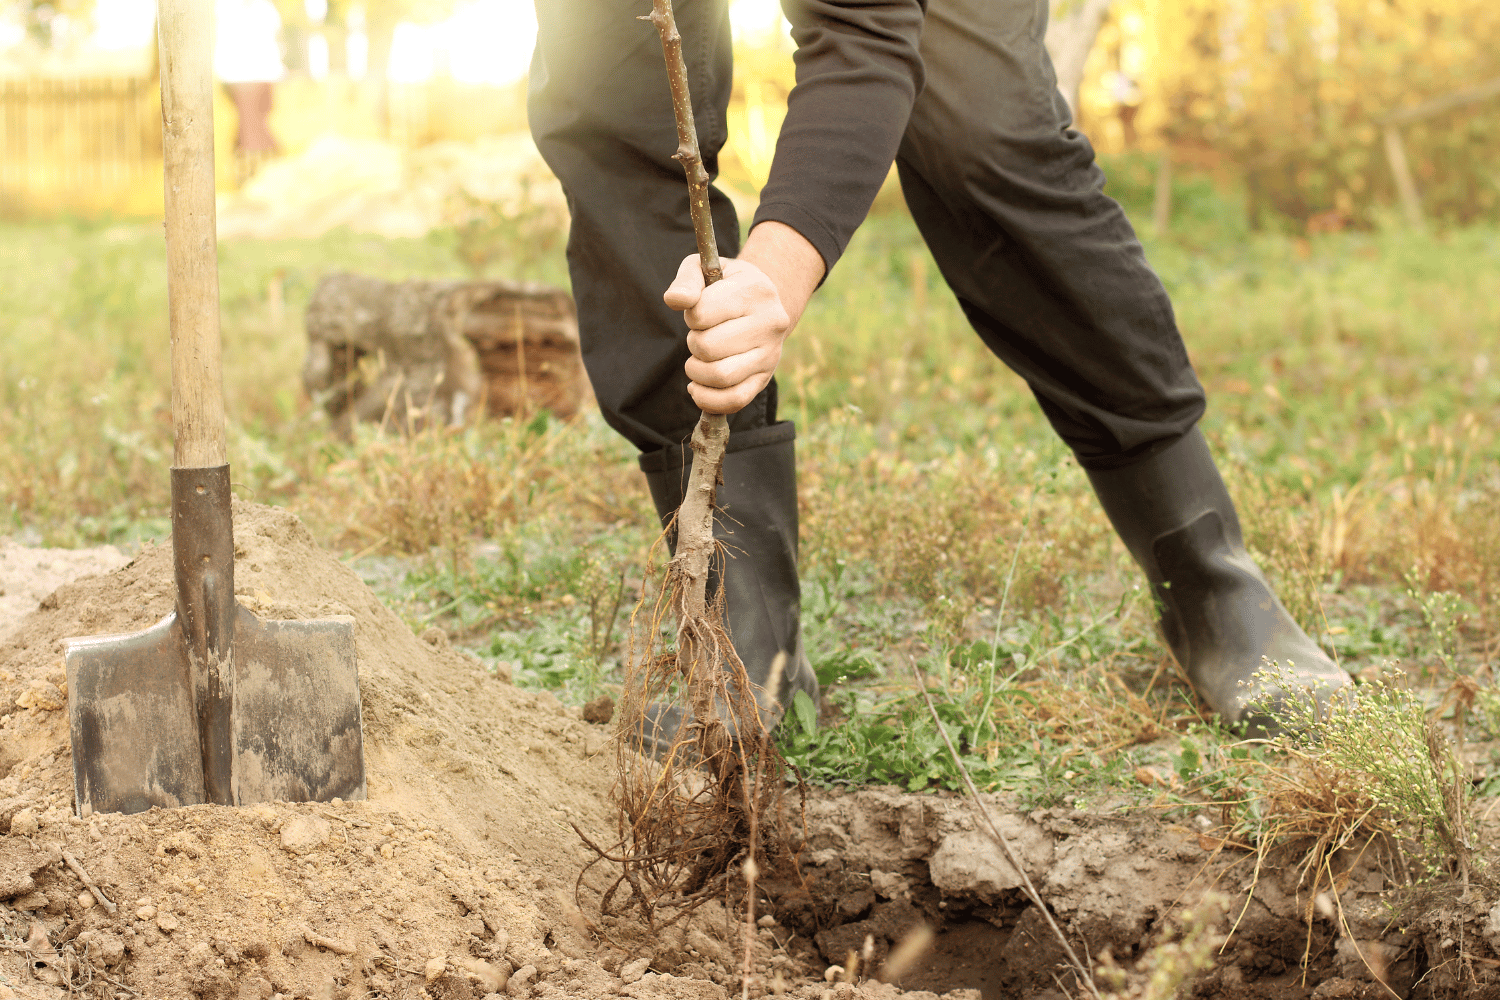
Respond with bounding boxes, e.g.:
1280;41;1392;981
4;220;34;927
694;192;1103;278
158;0;227;470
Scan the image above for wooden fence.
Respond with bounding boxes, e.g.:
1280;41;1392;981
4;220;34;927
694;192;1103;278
0;76;523;217
0;76;160;216
1378;75;1500;230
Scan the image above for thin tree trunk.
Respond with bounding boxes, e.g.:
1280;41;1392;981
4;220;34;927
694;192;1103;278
1046;0;1114;121
366;6;398;138
1382;125;1424;230
1152;148;1173;233
645;0;731;727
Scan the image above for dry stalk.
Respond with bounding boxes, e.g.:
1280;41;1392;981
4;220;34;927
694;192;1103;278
61;852;116;915
911;659;1102;1000
575;0;797;972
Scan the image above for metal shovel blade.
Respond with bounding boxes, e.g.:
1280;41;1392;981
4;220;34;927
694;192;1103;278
66;468;365;816
66;614;206;815
228;604;365;805
66;6;366;819
66;604;365;816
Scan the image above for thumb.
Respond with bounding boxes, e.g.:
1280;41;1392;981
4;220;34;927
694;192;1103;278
663;254;707;312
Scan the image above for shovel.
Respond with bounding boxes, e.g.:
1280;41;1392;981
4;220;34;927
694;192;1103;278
64;0;366;817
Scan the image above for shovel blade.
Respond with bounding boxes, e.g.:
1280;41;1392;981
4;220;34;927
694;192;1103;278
67;613;206;816
230;605;365;804
66;603;365;816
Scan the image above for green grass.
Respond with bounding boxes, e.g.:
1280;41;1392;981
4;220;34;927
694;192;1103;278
5;168;1500;844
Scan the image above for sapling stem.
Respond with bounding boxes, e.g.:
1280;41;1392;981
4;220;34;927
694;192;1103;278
642;0;731;729
643;0;725;286
645;3;764;990
578;0;803;943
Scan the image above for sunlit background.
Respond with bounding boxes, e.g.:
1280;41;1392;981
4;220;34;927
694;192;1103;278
0;0;801;216
0;0;787;82
1;0;1497;229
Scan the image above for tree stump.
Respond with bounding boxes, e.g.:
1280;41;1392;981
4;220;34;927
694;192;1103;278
302;273;587;433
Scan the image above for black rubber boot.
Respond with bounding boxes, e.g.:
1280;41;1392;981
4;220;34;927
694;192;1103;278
637;422;820;756
1086;427;1351;734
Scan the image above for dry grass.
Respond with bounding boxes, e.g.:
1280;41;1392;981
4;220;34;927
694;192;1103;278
998;668;1178;750
1211;668;1486;933
798;414;1118;627
295;414;649;557
1226;416;1500;627
6;215;1500;807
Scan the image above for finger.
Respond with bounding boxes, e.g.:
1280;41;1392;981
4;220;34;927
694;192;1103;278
682;267;781;330
685;315;784;363
688;372;773;415
684;346;779;390
663;255;706;312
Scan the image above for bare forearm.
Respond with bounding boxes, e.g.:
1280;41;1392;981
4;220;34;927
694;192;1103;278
737;220;825;331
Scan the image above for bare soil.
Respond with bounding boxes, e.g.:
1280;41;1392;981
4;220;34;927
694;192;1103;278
1;506;1498;1000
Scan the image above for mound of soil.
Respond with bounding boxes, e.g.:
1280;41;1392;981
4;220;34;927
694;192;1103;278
0;504;798;1000
0;541;129;641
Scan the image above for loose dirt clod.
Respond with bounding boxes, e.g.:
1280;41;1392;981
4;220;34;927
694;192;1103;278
583;694;615;726
279;815;331;856
622;956;651;983
8;810;39;838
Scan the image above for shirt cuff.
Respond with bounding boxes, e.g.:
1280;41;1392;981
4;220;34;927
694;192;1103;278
750;200;846;276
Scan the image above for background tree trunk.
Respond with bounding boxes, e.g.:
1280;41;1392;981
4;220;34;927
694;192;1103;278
1046;0;1114;122
365;1;399;136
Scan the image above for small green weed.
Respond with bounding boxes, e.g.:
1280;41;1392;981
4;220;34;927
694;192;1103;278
1319;589;1411;666
777;685;1022;793
1248;667;1479;883
1096;892;1231;1000
1403;566;1470;677
808;648;881;689
1472;681;1500;741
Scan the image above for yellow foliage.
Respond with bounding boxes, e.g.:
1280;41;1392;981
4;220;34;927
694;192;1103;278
1139;0;1500;224
720;30;795;196
722;1;1500;225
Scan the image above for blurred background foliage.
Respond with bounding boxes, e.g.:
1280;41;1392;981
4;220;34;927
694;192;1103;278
1;0;1498;228
1138;0;1500;227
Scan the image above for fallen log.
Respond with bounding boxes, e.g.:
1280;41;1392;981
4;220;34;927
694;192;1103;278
302;273;588;433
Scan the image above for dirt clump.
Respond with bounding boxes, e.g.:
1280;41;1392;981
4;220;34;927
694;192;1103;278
787;788;1500;1000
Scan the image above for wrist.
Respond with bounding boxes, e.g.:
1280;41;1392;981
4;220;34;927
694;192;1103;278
738;221;825;328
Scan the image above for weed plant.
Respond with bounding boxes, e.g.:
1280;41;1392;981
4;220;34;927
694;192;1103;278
1095;892;1230;1000
1221;667;1482;888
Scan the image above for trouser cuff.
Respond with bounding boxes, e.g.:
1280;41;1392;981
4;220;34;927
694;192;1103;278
638;420;796;474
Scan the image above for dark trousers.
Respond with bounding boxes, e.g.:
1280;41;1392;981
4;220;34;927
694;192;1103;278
528;0;1206;470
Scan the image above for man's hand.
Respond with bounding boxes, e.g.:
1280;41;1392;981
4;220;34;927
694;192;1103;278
664;221;825;414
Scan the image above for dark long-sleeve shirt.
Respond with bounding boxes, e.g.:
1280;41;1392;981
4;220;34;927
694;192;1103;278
749;0;927;273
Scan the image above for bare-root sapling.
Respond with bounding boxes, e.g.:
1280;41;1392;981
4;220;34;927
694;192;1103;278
575;0;800;965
